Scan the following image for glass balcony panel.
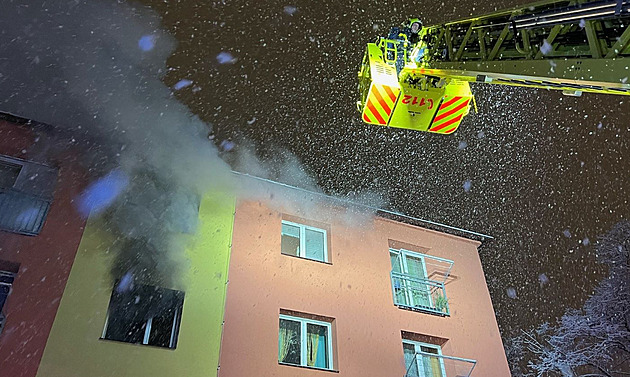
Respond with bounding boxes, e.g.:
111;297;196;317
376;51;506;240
405;351;476;377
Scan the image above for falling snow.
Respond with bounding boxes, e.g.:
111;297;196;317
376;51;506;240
138;35;156;51
283;5;297;15
220;140;235;152
1;1;628;375
216;51;237;64
463;180;472;192
507;288;517;299
537;273;549;286
173;79;193;90
540;39;553;55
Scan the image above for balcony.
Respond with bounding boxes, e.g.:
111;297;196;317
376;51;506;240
390;250;454;316
405;351;477;377
391;272;449;315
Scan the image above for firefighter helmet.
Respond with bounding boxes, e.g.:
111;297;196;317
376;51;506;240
408;18;422;33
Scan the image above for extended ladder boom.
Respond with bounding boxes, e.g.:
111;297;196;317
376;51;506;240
357;0;630;134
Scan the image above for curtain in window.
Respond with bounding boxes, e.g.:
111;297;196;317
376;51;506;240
278;319;300;364
421;346;443;377
428;357;442;377
307;323;328;368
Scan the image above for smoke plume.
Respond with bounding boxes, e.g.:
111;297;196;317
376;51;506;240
0;0;388;291
0;0;232;288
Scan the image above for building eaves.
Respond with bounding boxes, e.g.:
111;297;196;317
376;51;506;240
0;111;55;133
231;171;494;243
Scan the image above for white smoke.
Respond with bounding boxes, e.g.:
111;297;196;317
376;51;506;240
231;145;387;230
0;0;232;287
0;0;388;287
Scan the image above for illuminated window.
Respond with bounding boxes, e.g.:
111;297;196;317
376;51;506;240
102;283;184;349
390;249;453;316
278;314;333;370
403;340;446;377
281;220;328;262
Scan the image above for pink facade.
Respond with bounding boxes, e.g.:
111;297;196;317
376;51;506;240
0;115;87;377
219;194;510;377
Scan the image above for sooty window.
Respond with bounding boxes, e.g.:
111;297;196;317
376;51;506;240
102;283;184;349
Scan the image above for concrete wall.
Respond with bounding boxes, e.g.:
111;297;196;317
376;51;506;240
218;196;510;376
35;194;235;377
0;119;88;377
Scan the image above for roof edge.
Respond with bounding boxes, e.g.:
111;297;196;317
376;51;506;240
0;111;55;132
231;171;494;242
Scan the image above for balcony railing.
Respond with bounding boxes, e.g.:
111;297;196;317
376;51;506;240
391;272;450;316
0;187;51;235
405;351;476;377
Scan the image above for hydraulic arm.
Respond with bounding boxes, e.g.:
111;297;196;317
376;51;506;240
358;0;630;134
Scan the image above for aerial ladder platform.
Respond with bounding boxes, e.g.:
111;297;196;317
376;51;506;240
357;0;630;134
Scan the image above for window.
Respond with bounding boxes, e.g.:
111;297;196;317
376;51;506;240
0;269;16;336
390;249;432;308
0;155;56;236
390;249;453;315
102;283;184;349
403;340;446;377
0;160;21;188
278;314;333;370
281;220;328;263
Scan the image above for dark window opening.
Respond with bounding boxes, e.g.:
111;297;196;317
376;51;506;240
103;283;184;349
0;157;53;236
0;160;21;189
0;268;17;336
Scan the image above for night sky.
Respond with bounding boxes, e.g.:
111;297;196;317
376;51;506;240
139;0;629;338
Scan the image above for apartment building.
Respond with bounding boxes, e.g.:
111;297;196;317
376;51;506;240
0;113;88;377
218;182;511;376
0;113;509;376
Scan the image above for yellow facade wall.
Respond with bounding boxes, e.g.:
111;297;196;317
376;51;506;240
35;194;235;377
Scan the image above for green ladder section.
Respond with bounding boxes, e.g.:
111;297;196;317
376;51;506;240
414;0;630;95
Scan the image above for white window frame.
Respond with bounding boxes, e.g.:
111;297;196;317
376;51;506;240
390;249;432;307
403;340;447;377
279;314;334;370
281;220;328;263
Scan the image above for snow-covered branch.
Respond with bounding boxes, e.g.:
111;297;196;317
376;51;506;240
508;221;630;376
